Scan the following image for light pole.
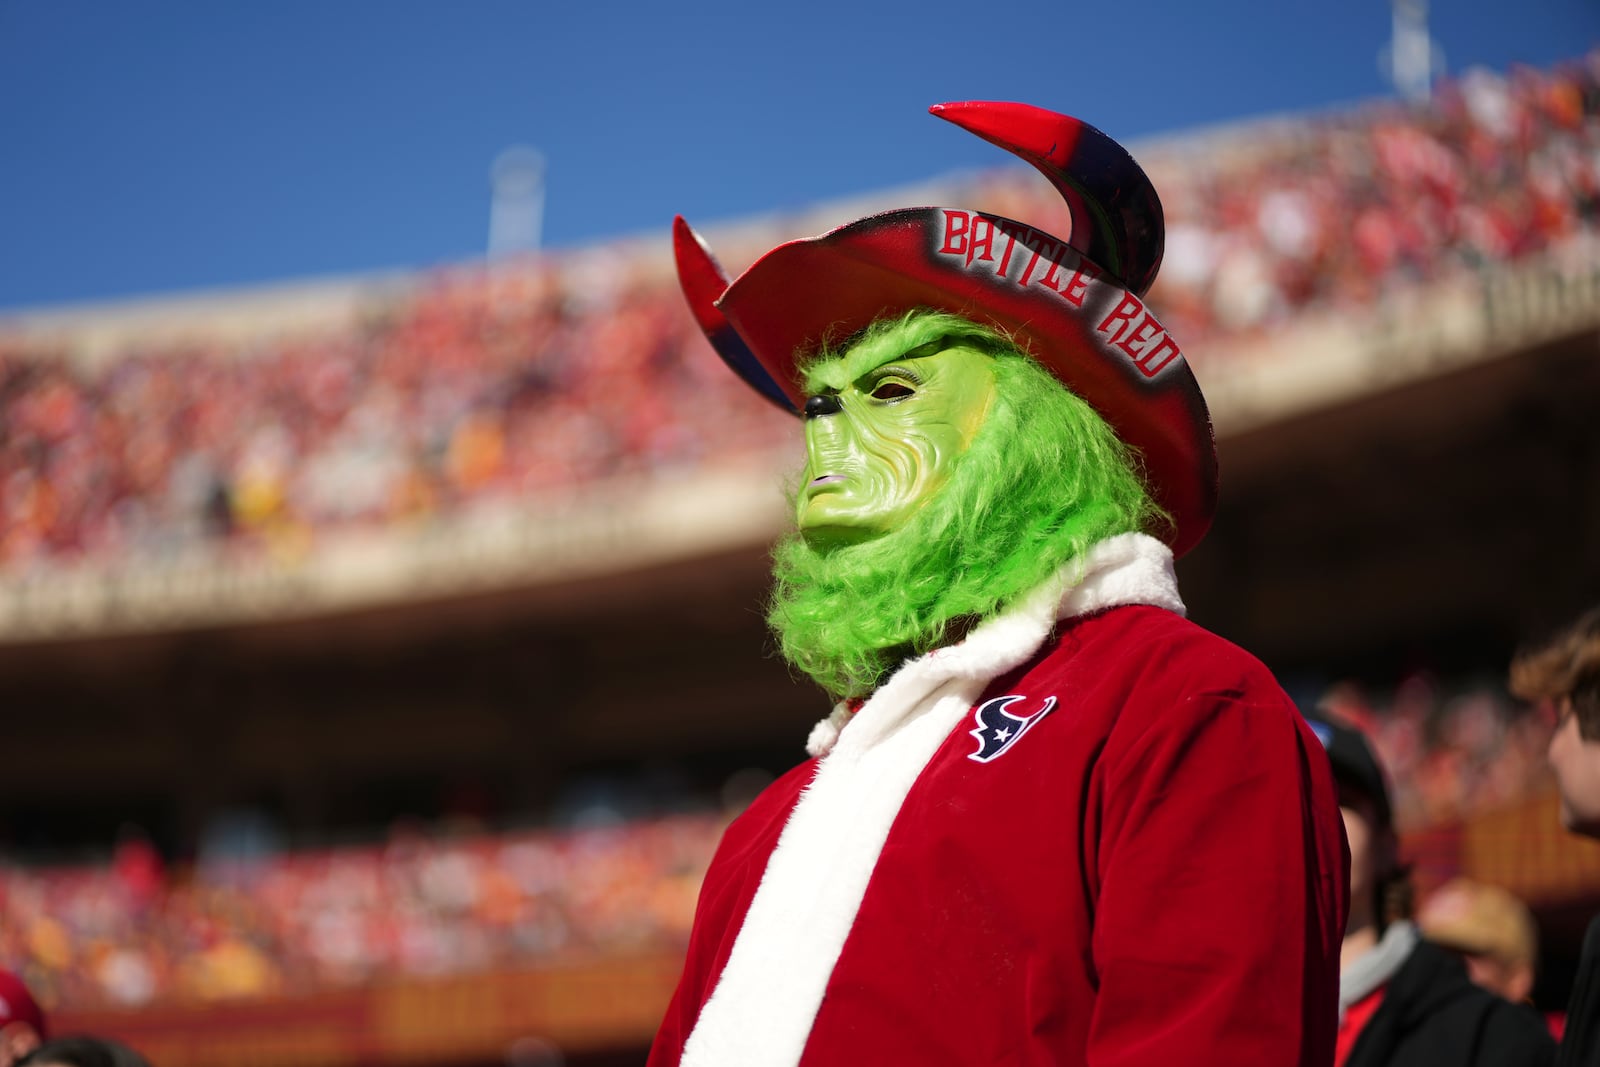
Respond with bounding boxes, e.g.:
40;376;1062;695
1380;0;1445;103
488;146;546;258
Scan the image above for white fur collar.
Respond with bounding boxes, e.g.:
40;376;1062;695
806;531;1184;758
679;532;1183;1067
1340;921;1418;1017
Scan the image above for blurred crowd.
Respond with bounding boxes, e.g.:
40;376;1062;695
1315;672;1556;831
0;814;721;1013
0;266;790;568
0;671;1555;1015
3;55;1600;571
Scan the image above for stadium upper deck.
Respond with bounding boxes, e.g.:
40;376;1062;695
1;55;1598;641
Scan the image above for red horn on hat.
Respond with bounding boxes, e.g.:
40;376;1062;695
672;216;797;413
929;101;1164;297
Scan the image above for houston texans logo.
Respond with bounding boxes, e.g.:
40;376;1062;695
966;694;1058;763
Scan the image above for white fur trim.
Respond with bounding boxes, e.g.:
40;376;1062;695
682;533;1184;1067
805;533;1181;759
804;703;852;758
1058;531;1186;621
681;676;984;1067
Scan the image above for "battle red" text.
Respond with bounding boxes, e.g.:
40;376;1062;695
936;209;1182;379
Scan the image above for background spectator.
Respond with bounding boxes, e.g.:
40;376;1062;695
1307;711;1555;1067
1510;605;1600;1065
1418;879;1541;1007
0;970;45;1067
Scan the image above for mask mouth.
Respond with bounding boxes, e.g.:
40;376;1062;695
807;474;845;488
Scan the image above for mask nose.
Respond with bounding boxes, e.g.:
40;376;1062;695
804;394;842;419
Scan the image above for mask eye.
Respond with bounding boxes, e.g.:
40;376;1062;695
870;381;914;401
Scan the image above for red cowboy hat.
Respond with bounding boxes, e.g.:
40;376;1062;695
674;101;1217;557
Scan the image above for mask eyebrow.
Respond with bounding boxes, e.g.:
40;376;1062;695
803;335;954;393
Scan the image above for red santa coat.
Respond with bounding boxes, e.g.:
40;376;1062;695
650;534;1349;1067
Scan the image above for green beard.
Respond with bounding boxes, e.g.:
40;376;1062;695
768;349;1164;700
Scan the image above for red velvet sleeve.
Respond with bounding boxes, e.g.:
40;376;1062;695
1086;689;1349;1067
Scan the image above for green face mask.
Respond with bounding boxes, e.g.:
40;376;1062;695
797;342;998;547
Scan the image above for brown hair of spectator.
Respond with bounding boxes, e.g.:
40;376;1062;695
1510;604;1600;741
1381;865;1415;929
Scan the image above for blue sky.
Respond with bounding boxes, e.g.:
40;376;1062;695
1;1;1596;311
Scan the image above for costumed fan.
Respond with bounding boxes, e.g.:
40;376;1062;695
650;101;1349;1067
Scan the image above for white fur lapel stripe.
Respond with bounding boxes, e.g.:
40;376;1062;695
679;533;1183;1067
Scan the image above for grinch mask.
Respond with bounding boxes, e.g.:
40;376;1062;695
797;342;997;548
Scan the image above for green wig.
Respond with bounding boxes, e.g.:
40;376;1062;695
768;310;1167;699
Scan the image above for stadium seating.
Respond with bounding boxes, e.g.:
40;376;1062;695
0;674;1558;1014
2;813;722;1012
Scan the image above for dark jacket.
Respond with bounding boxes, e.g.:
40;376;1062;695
1348;939;1556;1067
1558;917;1600;1066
